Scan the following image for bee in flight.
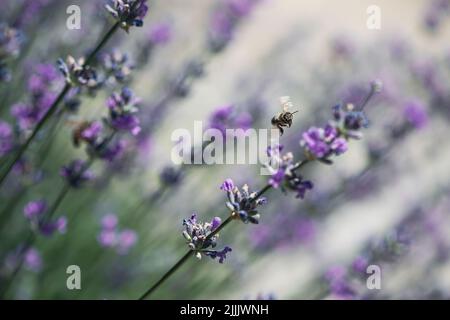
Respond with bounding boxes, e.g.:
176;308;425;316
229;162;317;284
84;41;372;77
70;121;93;147
271;96;299;136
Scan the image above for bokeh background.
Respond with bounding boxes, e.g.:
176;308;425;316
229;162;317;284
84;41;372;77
1;0;450;299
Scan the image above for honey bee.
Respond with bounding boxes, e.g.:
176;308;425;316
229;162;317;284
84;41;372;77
70;121;92;147
271;96;298;136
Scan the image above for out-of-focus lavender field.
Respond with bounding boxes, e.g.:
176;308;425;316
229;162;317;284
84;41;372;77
1;0;450;299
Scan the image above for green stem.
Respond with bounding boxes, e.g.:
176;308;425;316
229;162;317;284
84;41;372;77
139;250;194;300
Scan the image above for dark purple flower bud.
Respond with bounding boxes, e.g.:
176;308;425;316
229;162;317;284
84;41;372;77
294;180;313;199
205;246;232;263
60;160;95;188
105;0;149;32
39;216;67;236
159;166;183;186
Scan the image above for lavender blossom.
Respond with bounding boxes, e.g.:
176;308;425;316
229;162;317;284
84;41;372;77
23;200;47;219
221;179;266;224
105;0;149;32
101;50;134;84
182;213;232;262
265;147;313;199
23;200;67;236
301;82;382;162
57;55;102;90
60;159;95;188
11;64;60;132
106;87;141;136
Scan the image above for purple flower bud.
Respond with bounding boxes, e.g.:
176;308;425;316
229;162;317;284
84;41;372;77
211;217;222;231
81;121;103;142
24;200;47;219
101;214;118;230
98;230;117;247
117;229;138;254
220;178;235;192
24;248;42;272
330;137;348;155
60;160;95;188
301;127;330;158
148;23;172;45
403;100;428;129
268;169;284;188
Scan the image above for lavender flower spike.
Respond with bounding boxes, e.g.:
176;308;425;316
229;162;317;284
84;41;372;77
182;213;232;263
105;0;149;32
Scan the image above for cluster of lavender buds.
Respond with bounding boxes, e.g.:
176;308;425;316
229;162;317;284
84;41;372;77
208;104;252;135
57;56;101;91
23;200;67;236
0;24;24;82
98;213;138;255
101;50;134;85
301;81;382;164
208;0;259;52
12;63;60;132
265;145;313;199
60;160;95;188
105;0;149;32
106;87;141;136
221;179;266;224
182;214;232;263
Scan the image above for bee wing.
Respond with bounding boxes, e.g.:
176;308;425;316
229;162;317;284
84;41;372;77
280;96;293;112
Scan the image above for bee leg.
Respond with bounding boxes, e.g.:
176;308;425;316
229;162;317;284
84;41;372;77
278;125;284;136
